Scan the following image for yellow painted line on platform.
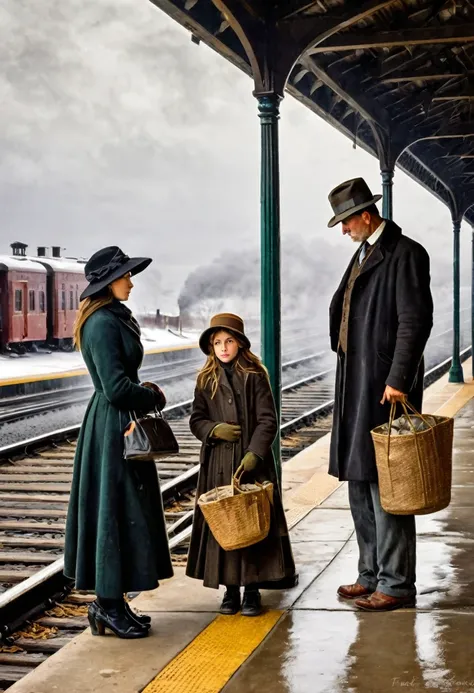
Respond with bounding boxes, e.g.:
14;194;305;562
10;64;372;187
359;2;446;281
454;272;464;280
285;467;342;529
0;368;89;386
433;380;474;419
144;343;198;356
143;611;283;693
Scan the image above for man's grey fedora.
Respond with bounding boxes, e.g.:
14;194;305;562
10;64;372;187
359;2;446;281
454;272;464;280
327;177;382;228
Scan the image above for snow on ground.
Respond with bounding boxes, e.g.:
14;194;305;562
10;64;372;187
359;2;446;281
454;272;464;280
0;351;87;380
0;329;198;382
139;328;197;349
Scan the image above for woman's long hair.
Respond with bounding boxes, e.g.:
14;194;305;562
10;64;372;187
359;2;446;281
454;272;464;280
197;330;268;398
73;289;113;350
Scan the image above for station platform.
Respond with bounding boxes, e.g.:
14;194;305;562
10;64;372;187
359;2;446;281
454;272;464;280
8;365;474;693
0;334;197;387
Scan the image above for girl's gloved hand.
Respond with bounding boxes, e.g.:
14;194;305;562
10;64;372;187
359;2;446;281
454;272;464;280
142;381;167;411
211;423;241;442
241;452;259;472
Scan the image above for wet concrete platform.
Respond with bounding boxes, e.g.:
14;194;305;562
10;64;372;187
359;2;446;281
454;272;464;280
224;394;474;693
8;373;474;693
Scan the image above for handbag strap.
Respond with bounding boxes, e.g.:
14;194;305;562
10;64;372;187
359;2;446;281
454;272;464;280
128;406;162;421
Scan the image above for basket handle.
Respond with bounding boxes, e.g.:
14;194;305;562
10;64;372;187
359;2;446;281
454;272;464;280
386;401;429;505
387;400;434;439
232;464;268;496
232;464;245;495
387;401;418;463
401;401;434;429
386;402;419;496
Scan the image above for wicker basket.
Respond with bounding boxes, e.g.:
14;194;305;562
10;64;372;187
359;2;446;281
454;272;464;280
371;402;453;515
197;465;273;551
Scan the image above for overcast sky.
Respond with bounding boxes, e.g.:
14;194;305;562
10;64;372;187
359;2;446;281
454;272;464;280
0;0;470;317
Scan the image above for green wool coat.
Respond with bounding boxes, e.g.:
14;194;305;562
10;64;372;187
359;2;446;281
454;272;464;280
186;362;296;590
64;301;173;598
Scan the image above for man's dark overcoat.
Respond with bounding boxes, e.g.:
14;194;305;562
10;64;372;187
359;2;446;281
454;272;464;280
329;220;433;482
64;301;173;597
186;362;296;589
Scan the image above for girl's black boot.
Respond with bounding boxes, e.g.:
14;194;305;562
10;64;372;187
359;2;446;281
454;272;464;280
219;586;241;615
241;588;262;617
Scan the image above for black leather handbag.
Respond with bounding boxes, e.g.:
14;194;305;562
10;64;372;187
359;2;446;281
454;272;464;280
123;408;179;461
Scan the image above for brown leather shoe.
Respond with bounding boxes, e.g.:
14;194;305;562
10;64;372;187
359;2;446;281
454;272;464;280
337;582;375;600
354;590;416;612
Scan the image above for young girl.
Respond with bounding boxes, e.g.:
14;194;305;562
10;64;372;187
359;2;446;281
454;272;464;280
186;313;296;616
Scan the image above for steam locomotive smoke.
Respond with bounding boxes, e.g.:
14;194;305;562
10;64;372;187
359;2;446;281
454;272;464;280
178;236;347;324
178;235;470;362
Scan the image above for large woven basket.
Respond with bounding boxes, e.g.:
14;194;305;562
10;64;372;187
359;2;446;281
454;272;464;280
197;465;273;551
371;402;453;515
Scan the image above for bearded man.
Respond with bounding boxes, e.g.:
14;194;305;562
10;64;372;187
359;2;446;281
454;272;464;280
327;177;433;611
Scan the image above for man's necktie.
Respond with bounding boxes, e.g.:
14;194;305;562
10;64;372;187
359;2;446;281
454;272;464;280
359;241;369;265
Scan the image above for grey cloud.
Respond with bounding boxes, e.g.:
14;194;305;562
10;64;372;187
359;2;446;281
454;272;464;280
0;0;470;320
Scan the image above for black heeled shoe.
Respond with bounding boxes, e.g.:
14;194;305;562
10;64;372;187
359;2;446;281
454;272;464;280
88;601;149;639
124;601;151;627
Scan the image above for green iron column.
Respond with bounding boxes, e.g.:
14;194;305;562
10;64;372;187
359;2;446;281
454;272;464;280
381;168;394;221
257;93;282;479
449;218;464;383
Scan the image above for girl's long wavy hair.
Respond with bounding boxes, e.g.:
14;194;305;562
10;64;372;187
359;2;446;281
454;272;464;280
197;330;268;398
73;288;113;350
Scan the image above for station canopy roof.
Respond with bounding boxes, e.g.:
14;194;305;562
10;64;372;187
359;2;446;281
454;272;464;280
150;0;474;225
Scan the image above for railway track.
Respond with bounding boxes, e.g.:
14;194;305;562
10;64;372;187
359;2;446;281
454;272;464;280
1;309;468;424
0;337;329;426
0;351;329;576
0;343;470;689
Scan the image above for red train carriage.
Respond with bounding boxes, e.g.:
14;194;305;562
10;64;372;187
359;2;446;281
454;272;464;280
0;242;88;352
31;253;88;349
0;256;47;352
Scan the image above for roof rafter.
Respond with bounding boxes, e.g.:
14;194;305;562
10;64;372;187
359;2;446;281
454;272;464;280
309;24;474;54
382;69;474;83
278;1;320;20
433;92;474;101
210;0;399;93
147;0;474;225
411;122;474;144
299;56;389;130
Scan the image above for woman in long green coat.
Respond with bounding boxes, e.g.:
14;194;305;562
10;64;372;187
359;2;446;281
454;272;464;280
64;246;173;640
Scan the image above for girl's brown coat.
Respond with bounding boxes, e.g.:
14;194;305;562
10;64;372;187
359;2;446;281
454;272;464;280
186;363;296;589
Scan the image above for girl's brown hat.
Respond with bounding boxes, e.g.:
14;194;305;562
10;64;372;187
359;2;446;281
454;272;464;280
199;313;251;355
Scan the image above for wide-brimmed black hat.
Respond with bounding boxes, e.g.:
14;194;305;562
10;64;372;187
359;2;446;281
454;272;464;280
199;313;251;355
327;177;382;228
80;246;152;300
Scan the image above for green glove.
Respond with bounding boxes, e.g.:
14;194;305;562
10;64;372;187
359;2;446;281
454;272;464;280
241;452;259;472
211;423;241;442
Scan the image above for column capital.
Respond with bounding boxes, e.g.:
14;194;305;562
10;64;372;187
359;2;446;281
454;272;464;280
453;219;462;233
256;93;281;122
381;168;394;183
